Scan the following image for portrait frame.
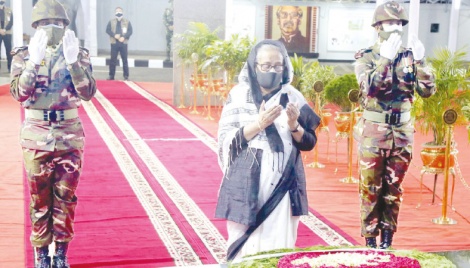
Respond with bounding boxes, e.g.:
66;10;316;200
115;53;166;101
265;5;318;55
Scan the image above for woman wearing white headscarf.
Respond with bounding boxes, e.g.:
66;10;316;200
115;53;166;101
215;40;320;261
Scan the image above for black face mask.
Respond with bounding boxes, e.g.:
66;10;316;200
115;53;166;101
256;69;282;91
115;13;123;18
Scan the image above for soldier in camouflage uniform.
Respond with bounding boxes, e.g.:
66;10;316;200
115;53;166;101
353;1;435;249
9;0;96;267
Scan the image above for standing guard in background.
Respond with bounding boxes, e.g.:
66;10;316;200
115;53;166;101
354;1;435;249
9;0;96;267
106;6;133;81
163;0;174;62
0;0;13;72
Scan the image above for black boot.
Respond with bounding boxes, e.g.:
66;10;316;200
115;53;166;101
380;229;394;249
365;237;377;248
34;246;51;268
52;242;70;268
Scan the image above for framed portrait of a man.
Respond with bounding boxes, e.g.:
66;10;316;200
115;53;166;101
265;6;318;54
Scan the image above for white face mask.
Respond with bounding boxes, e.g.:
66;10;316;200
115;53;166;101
382;23;403;32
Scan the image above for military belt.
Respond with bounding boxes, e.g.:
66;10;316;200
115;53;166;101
362;110;411;125
25;109;79;122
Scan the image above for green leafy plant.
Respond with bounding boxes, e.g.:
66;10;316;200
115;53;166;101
290;53;313;90
174;22;220;69
300;61;337;108
323;73;359;112
412;47;470;145
202;34;254;86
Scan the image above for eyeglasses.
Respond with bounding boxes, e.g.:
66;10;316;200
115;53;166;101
257;63;284;73
278;11;301;19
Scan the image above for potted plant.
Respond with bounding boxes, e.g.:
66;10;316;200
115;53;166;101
323;73;360;134
174;22;220;110
202;34;254;90
300;61;337;104
412;47;470;170
290;53;313;90
299;61;337;129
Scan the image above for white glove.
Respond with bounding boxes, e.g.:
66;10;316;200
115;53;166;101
62;29;79;64
28;29;47;65
380;33;402;60
410;34;425;61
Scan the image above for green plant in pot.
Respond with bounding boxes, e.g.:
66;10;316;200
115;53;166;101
323;73;360;134
174;22;220;70
300;61;337;104
299;62;337;130
412;47;470;170
202;34;254;90
290;53;313;90
174;22;220;108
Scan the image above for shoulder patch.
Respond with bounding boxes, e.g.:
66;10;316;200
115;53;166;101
354;48;372;59
11;46;28;56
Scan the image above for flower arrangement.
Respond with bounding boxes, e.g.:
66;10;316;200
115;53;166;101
277;250;420;268
228;246;456;268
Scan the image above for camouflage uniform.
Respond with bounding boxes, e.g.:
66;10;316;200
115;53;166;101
353;2;435;239
10;0;96;250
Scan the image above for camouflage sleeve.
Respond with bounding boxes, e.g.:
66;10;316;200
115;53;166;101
67;47;97;101
10;47;40;102
414;58;436;98
355;51;393;98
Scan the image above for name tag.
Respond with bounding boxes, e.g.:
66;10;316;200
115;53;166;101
122;27;127;34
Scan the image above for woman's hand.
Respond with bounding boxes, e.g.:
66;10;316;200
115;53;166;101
286;102;300;131
258;100;282;130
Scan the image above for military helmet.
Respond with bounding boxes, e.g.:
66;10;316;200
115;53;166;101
371;1;408;27
31;0;70;28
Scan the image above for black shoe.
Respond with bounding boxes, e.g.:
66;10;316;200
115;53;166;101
380;229;394;249
106;76;114;80
52;255;70;268
35;256;51;268
365;237;377;248
51;242;70;268
124;76;129;81
34;246;51;268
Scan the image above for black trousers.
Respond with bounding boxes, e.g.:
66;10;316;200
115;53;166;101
109;42;129;79
0;34;12;71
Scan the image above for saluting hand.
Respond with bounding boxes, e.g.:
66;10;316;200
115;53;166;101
258;100;282;130
63;30;79;65
410;34;425;61
380;33;402;60
28;29;47;65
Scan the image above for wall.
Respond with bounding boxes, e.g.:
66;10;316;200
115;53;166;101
21;0;170;55
96;0;169;55
235;1;470;61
